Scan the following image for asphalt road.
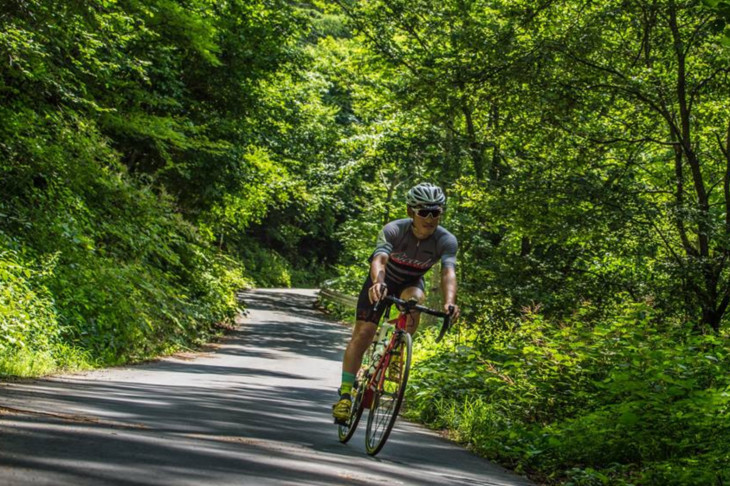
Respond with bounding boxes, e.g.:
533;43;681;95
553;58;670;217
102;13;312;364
0;289;533;485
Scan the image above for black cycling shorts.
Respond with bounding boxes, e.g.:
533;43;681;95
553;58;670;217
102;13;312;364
355;275;425;324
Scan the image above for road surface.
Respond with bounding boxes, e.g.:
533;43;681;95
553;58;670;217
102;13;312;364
0;289;533;485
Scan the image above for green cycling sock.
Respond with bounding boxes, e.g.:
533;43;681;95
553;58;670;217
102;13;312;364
340;371;355;396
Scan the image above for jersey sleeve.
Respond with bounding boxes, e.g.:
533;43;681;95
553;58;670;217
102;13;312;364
371;221;399;259
438;233;458;268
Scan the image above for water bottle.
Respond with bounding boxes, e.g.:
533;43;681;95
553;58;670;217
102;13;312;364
368;345;381;376
368;323;395;375
378;322;395;344
373;341;384;362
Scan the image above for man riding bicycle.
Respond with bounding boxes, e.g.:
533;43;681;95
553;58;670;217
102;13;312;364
333;182;460;424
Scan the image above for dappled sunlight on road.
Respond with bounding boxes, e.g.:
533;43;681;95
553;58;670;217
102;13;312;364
0;289;531;486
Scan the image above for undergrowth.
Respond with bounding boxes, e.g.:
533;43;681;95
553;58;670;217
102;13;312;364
405;302;730;485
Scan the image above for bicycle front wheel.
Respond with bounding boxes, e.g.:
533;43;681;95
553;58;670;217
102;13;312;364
364;331;413;456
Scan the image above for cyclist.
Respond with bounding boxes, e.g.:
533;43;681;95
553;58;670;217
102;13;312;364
333;182;460;424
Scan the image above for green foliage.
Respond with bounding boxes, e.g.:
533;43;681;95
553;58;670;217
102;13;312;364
5;0;730;482
0;0;341;373
703;0;730;45
0;103;250;368
324;2;730;479
239;245;292;288
406;302;730;484
0;249;55;353
0;243;91;376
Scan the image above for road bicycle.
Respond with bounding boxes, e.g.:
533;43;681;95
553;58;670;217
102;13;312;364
338;295;454;456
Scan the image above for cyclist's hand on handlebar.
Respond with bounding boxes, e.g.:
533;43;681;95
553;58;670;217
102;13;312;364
369;283;388;304
445;303;460;322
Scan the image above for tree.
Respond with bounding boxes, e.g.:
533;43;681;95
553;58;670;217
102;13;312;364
546;0;730;330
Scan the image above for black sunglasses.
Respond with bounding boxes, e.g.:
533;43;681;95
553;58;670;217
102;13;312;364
414;206;443;218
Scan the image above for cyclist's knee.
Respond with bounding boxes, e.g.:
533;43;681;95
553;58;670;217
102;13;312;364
407;313;421;334
400;286;425;303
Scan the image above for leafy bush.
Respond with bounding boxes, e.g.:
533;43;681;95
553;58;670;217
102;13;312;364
0;243;90;376
0;0;320;376
0;107;249;371
238;244;293;288
406;302;730;484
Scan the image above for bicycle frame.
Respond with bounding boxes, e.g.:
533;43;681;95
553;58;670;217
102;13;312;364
361;309;408;409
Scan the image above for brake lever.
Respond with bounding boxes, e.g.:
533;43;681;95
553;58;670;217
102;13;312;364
372;284;388;313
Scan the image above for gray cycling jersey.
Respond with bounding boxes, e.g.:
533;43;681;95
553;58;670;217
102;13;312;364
371;218;458;284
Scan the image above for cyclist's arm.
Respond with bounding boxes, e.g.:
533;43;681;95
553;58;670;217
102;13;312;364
441;266;458;313
369;222;399;303
369;253;388;302
370;253;388;284
440;267;460;321
439;231;460;320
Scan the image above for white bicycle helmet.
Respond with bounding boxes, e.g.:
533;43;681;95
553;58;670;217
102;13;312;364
406;183;446;207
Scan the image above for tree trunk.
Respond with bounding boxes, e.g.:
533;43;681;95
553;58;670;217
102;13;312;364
461;96;485;180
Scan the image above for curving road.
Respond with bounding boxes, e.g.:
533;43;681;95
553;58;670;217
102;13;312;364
0;289;533;485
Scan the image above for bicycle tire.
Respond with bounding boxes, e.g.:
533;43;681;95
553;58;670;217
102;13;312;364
338;341;377;443
337;376;365;443
364;331;413;456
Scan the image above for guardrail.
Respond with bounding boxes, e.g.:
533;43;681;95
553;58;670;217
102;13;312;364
318;287;358;308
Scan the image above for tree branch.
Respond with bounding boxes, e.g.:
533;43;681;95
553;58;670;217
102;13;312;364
718;122;730;244
673;141;698;257
668;0;709;257
689;65;730;114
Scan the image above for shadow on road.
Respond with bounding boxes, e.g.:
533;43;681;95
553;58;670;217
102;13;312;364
0;289;531;486
0;378;472;485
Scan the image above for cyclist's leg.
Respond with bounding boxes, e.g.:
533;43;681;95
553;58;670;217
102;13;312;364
334;277;384;422
345;275;385;379
342;319;377;376
333;319;377;422
399;284;425;335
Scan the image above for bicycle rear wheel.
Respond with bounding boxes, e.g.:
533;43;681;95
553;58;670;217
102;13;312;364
364;331;412;456
338;374;366;443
